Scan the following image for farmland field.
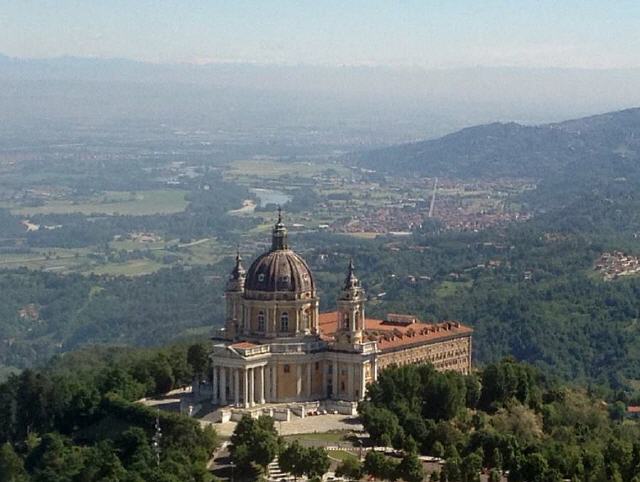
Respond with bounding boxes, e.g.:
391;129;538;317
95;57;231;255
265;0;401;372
3;190;189;216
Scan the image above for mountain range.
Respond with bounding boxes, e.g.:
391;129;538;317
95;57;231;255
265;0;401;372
3;53;640;146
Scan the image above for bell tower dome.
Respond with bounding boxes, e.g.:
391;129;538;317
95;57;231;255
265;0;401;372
336;259;366;345
224;249;245;339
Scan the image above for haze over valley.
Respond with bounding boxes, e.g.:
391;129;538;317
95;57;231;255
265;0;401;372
3;3;640;480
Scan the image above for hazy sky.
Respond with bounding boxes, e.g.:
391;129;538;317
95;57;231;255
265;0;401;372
2;0;639;68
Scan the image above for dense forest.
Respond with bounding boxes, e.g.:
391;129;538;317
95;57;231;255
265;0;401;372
0;267;226;371
359;359;640;481
0;342;217;481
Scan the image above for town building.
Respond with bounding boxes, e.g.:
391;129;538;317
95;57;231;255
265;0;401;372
208;211;472;418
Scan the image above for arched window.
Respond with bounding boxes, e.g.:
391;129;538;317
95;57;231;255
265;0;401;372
280;312;289;332
342;312;350;330
257;311;265;332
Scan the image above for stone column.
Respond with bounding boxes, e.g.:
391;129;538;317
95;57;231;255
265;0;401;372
271;365;278;402
220;366;227;405
271;307;278;334
306;362;312;398
264;366;270;402
332;359;338;399
248;368;255;407
359;363;367;400
243;369;249;408
234;368;240;406
212;365;219;404
347;363;354;401
259;366;266;404
313;302;320;334
296;364;302;398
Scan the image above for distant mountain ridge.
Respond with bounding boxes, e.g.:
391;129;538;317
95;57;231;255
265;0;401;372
352;107;640;180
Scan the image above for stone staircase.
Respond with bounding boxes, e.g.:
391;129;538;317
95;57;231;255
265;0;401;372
266;457;299;482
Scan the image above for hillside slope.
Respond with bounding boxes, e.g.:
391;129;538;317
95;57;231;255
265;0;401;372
352;107;640;181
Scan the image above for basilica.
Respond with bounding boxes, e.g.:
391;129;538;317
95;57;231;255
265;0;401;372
208;212;472;416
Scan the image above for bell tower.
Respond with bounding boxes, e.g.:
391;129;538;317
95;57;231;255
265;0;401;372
224;249;245;339
336;259;366;345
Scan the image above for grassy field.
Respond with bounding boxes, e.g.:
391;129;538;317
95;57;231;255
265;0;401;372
226;159;349;180
5;190;189;216
0;238;225;276
328;450;360;463
88;259;167;276
434;280;473;299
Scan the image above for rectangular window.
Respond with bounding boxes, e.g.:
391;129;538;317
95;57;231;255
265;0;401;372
283;364;290;373
315;362;320;370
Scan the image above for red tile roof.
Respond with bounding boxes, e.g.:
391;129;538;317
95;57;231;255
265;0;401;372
318;311;472;351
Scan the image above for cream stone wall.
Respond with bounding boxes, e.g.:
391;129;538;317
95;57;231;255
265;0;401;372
276;362;299;399
378;335;472;374
310;360;325;396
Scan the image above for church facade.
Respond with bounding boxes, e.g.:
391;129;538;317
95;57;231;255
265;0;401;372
209;213;472;412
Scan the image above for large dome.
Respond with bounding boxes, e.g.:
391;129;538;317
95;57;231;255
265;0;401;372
245;249;314;293
244;209;315;294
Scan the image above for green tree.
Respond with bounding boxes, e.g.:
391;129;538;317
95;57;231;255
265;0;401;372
27;433;85;482
423;372;467;421
489;447;502;470
187;344;209;380
488;468;501;482
336;456;363;481
432;441;445;458
396;451;425;482
443;455;463;482
230;415;279;475
359;404;401;446
305;446;330;479
364;450;397;481
462;450;483;482
77;441;128;482
279;441;307;481
608;401;626;422
519;452;549;482
0;443;28;482
116;427;154;471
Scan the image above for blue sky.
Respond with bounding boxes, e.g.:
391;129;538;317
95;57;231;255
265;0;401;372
2;0;639;68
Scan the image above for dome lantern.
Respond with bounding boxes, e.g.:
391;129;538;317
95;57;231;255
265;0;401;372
271;205;288;251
